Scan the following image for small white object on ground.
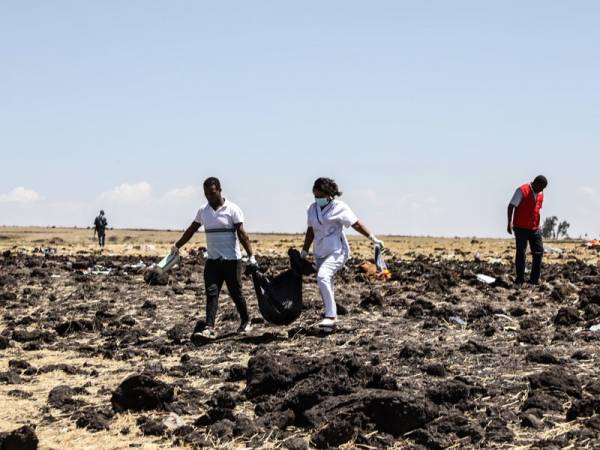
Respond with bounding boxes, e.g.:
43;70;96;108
123;260;146;272
449;316;467;326
544;245;563;254
163;413;186;431
476;274;496;284
85;265;112;275
590;324;600;332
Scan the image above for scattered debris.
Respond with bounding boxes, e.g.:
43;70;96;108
163;413;186;432
583;239;600;250
544;245;563;254
123;260;147;273
358;245;392;280
32;247;56;256
1;248;599;449
476;274;496;284
449;315;467;326
84;265;112;275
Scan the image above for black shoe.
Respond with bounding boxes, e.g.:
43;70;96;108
237;321;253;333
199;327;216;339
193;320;209;334
191;327;216;345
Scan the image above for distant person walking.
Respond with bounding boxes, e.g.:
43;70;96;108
94;210;108;249
507;175;548;286
170;177;256;340
301;177;384;330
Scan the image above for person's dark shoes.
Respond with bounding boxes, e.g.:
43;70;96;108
191;325;216;345
200;327;216;339
237;321;253;334
515;282;524;290
193;320;210;334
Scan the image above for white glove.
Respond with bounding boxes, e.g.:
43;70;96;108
369;235;384;248
170;245;180;256
248;255;257;266
300;250;309;259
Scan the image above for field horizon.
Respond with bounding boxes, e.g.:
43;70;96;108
0;225;596;264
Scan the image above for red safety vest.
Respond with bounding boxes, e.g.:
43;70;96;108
513;183;544;230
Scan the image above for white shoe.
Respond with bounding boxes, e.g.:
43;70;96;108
318;318;337;329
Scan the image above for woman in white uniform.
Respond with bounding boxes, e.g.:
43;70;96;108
301;177;384;329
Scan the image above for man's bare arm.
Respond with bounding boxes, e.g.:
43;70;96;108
507;205;515;235
235;223;253;256
175;222;201;249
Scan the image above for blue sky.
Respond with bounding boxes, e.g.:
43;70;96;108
1;1;599;237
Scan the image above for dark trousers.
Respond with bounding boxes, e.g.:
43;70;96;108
204;259;248;327
514;228;544;284
98;232;105;247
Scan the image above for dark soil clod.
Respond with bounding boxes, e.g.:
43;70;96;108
111;374;175;412
0;425;39;450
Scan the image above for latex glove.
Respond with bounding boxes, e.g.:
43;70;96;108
300;249;309;259
369;235;384;248
170;245;180;256
248;255;257;266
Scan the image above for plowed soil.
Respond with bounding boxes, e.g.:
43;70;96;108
1;239;599;449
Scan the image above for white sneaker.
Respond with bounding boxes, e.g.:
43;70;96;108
318;318;337;329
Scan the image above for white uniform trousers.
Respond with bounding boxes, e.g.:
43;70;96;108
315;251;348;318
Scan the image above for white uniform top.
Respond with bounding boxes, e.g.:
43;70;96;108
307;199;359;259
194;199;244;260
509;184;538;207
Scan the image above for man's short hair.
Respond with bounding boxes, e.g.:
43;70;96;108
203;177;221;190
533;175;548;187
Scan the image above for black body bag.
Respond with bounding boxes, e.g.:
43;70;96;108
248;248;316;325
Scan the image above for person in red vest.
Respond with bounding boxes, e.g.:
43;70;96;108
507;175;548;286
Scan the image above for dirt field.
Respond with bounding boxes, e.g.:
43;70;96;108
1;227;599;449
0;226;596;263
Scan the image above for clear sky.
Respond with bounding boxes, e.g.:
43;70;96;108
1;1;599;237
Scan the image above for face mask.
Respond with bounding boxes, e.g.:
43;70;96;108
315;197;331;208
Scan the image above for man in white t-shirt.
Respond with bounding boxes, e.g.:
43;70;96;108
171;177;256;340
301;177;384;330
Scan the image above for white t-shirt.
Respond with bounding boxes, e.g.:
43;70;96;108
307;199;359;259
510;184;538;207
194;199;244;260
